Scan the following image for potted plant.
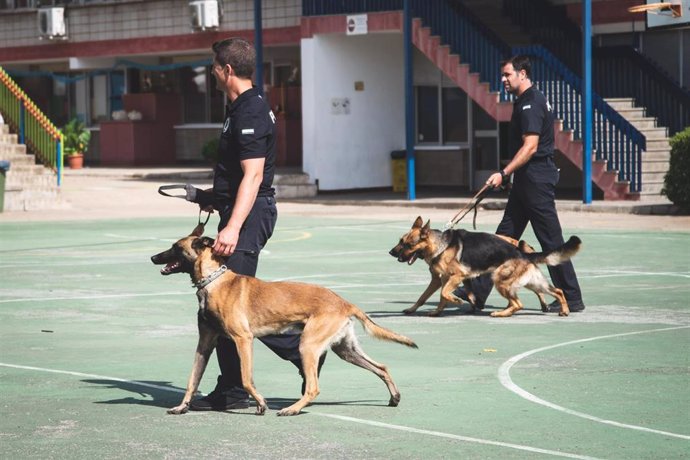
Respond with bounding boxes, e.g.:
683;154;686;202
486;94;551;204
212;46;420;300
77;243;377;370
62;118;91;169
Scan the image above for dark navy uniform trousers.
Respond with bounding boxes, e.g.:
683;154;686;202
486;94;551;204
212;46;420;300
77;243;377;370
468;157;583;304
212;195;302;392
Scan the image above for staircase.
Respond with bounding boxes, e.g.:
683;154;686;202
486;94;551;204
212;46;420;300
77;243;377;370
274;171;318;199
0;123;66;211
413;21;644;199
605;98;671;199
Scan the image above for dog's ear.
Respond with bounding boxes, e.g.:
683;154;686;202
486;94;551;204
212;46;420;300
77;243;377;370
413;216;424;229
420;219;431;237
192;236;215;251
191;224;205;237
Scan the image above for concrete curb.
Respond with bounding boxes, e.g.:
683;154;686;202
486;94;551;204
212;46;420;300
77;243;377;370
62;167;681;216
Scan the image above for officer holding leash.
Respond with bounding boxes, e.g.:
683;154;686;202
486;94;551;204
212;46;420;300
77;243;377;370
186;37;324;411
459;55;585;313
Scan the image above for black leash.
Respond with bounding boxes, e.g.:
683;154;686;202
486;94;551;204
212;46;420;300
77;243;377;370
444;184;491;230
158;184;255;255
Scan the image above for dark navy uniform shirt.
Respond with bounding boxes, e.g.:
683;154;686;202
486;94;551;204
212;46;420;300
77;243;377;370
213;86;276;208
510;85;555;160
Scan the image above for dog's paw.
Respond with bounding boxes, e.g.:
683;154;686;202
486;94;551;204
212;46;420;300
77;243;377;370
388;394;401;407
277;407;300;416
559;311;569;317
255;403;268;416
491;308;516;318
402;307;417;315
426;310;443;317
167;403;189;415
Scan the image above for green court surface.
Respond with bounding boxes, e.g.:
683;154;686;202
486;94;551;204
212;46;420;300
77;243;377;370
1;215;688;459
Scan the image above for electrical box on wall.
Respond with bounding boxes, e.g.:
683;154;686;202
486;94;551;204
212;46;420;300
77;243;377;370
38;7;66;40
189;0;220;31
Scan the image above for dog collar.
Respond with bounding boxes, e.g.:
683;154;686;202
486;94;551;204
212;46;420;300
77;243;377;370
195;265;227;289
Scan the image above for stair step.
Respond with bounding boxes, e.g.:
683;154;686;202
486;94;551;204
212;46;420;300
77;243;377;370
604;98;636;110
0;144;26;156
615;107;646;118
6;175;58;190
3;188;69;212
0;124;9;135
274;173;313;186
0;133;19;144
642;127;669;138
639;182;665;195
274;183;318;199
641;171;668;181
0;153;37;165
626;118;658;130
643;149;671;161
646;138;671;150
6;164;48;174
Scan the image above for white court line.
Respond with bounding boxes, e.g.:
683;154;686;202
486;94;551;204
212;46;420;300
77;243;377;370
0;363;180;394
0;362;599;459
498;326;690;441
0;291;189;304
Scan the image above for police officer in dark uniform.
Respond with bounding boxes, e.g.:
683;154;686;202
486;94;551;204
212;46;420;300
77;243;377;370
190;37;324;411
460;55;585;313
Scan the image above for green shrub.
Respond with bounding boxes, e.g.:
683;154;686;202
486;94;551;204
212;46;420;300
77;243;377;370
662;127;690;211
201;137;219;163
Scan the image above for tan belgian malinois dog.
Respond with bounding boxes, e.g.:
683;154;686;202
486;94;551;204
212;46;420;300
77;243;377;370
390;217;580;318
151;225;417;416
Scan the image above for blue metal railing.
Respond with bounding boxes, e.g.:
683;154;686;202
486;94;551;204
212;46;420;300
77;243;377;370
594;46;690;136
303;0;648;193
514;46;646;192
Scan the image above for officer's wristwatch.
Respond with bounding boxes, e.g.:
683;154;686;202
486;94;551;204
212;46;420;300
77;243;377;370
499;169;507;180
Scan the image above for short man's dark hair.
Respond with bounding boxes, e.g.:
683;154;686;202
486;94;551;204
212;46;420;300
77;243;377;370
502;55;532;79
212;37;255;79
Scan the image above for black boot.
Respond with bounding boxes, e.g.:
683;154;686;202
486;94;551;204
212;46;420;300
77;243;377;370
189;376;250;411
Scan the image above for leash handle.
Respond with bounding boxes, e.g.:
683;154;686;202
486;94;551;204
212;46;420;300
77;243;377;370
158;184;194;200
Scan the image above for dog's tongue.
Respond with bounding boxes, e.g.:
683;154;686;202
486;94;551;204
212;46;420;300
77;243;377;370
160;262;180;275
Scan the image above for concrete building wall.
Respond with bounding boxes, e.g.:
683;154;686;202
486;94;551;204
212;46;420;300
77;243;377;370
0;0;301;49
301;32;405;190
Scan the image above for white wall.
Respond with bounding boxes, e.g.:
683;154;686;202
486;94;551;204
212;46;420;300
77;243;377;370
301;33;405;190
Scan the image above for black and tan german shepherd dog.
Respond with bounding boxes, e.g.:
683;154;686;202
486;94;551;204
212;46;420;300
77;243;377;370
389;217;581;317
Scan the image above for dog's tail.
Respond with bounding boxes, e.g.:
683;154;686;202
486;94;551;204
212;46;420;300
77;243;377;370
352;309;418;349
523;236;582;266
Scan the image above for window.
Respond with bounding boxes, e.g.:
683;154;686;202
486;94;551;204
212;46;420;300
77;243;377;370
416;85;469;145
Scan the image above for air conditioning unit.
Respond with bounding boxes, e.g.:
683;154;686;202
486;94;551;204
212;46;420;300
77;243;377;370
38;7;66;40
189;0;219;31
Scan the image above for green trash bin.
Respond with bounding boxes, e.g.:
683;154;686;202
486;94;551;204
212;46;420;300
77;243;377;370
0;160;9;212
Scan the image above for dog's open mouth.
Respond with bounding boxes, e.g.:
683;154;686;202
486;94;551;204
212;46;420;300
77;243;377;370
396;253;418;265
160;261;182;275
